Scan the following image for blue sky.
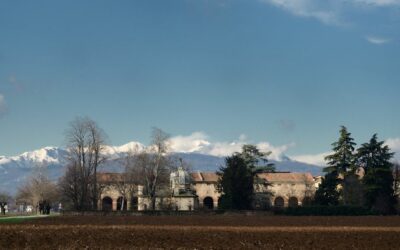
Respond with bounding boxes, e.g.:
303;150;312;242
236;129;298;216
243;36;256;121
0;0;399;164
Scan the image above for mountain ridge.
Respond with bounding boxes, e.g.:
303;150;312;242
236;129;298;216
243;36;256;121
0;143;324;195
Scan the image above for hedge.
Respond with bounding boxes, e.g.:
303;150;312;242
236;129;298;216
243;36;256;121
274;206;379;216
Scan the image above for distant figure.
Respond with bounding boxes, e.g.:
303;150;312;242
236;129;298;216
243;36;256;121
0;202;6;215
38;202;44;215
45;202;51;214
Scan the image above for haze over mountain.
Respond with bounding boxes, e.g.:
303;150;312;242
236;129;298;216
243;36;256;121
0;141;324;195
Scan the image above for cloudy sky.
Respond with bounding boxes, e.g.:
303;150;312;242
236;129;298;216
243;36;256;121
0;0;399;165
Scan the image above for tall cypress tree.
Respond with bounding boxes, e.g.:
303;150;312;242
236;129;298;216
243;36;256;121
316;126;356;205
356;134;396;213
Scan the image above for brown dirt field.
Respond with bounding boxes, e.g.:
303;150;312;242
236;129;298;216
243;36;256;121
1;215;400;249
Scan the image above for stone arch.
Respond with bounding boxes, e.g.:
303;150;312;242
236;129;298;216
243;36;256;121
102;196;113;211
131;196;138;211
203;196;214;209
274;196;285;208
117;197;127;211
288;197;299;207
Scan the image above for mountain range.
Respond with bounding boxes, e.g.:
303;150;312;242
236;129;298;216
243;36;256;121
0;142;324;195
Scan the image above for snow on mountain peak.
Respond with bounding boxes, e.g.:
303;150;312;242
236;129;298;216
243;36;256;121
102;141;146;158
5;146;68;168
116;141;145;152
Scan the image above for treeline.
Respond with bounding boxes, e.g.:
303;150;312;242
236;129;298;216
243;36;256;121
314;126;398;214
4;117;398;215
216;126;399;215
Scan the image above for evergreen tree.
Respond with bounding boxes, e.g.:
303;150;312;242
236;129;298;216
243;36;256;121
342;172;364;206
394;163;400;198
356;134;396;214
239;144;275;173
314;171;340;206
317;126;356;205
218;155;253;210
218;144;274;210
356;134;393;173
324;126;356;175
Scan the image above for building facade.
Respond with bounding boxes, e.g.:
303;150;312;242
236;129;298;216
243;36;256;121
97;170;319;211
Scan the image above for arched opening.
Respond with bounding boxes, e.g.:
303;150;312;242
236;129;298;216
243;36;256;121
117;197;127;211
288;197;299;207
274;197;284;208
203;197;214;209
102;197;112;211
131;196;138;211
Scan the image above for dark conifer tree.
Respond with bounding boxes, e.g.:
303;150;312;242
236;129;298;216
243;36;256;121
218;155;253;210
356;134;396;214
314;171;340;206
324;126;356;175
316;126;356;205
240;144;275;173
218;144;274;210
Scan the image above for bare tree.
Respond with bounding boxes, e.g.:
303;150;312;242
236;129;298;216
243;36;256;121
129;128;172;210
16;168;59;214
60;117;107;211
112;153;138;211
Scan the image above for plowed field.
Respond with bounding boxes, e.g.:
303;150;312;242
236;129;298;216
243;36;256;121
1;215;400;249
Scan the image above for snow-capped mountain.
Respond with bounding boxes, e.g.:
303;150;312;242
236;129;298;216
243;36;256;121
102;142;146;159
0;147;69;169
0;142;323;195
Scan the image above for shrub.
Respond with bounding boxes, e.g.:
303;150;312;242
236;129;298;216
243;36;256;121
275;206;378;216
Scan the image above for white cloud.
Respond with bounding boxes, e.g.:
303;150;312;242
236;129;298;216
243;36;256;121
365;36;391;45
260;0;400;26
139;133;400;166
0;94;6;117
353;0;400;6
256;141;296;161
203;141;245;157
261;0;340;25
168;132;295;161
291;152;331;166
385;138;400;161
168;132;211;153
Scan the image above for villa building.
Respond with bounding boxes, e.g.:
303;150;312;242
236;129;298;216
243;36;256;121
97;169;319;211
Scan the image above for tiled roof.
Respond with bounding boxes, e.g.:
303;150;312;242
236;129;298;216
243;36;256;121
190;172;219;183
257;172;314;183
97;173;128;183
190;172;203;182
201;172;220;182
